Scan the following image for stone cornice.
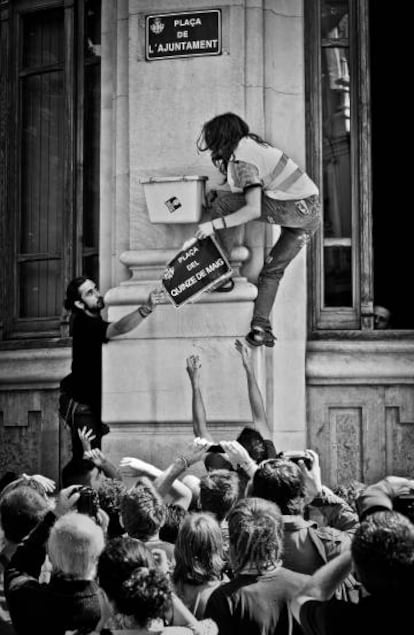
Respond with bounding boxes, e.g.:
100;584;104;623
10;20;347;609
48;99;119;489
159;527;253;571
306;340;414;384
0;348;71;389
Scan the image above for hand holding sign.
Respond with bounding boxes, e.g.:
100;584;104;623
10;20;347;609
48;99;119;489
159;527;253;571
161;235;232;308
195;220;215;239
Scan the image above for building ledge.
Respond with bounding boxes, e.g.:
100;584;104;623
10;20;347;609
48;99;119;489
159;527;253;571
306;339;414;384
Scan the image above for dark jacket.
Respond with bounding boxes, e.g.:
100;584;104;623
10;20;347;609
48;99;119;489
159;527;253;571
5;512;105;635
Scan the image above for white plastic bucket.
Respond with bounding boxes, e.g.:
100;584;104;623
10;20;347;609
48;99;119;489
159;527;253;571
141;175;208;224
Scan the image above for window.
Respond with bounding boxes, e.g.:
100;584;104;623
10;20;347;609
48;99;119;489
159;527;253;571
305;0;372;331
0;0;101;340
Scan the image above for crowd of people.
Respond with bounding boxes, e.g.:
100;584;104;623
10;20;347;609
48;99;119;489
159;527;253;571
1;335;413;634
0;113;412;633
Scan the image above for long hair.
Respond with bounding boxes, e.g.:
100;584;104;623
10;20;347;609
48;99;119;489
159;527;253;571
173;512;225;586
228;497;283;575
63;276;89;312
196;112;267;176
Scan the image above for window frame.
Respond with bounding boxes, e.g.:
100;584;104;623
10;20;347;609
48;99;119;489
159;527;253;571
305;0;373;333
1;0;99;341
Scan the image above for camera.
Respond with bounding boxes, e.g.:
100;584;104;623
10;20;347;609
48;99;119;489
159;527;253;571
76;486;100;519
277;451;313;471
208;444;225;454
393;494;414;523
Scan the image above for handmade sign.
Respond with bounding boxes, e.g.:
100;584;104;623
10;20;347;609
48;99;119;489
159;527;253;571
161;236;232;308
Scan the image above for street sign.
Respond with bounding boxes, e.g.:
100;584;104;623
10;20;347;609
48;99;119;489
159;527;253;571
146;10;222;61
161;236;232;308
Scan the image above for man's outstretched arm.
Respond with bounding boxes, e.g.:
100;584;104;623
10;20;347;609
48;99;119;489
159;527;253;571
234;339;270;438
186;355;214;442
106;287;164;339
290;551;353;625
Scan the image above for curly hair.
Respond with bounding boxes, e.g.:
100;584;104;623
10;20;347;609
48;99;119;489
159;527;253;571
199;469;241;522
96;478;127;539
351;511;414;595
228;497;283;574
173;512;225;586
120;477;166;541
196;112;267;176
252;458;306;515
117;567;172;628
236;427;269;464
98;536;154;607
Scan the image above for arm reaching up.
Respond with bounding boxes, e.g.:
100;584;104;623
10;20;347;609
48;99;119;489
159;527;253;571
106;287;164;339
120;455;193;509
186;355;214;442
234;339;269;438
153;438;211;508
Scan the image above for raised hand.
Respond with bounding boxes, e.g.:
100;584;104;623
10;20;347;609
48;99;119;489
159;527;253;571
119;456;150;473
23;473;56;495
84;448;105;468
298;449;323;503
54;485;81;518
219;440;254;470
186;354;201;383
77;426;96;453
180;437;212;467
234;338;253;370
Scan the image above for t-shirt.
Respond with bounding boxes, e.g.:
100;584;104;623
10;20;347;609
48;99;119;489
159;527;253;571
227;137;319;201
299;595;410;635
205;567;308;635
63;311;110;415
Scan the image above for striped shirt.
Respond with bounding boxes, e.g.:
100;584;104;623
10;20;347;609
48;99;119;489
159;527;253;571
227;136;318;201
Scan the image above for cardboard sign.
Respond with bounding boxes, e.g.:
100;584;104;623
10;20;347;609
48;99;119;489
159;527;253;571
161;236;232;308
146;10;222;60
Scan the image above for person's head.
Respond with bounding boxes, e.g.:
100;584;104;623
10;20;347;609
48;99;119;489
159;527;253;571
98;536;154;607
61;458;102;489
351;511;414;596
228;497;283;575
199;469;241;522
237;427;269;464
47;511;105;580
96;478;128;539
374;305;391;329
109;567;173;630
64;276;104;315
252;458;306;515
159;503;188;544
120;477;166;541
0;474;50;502
197;112;264;175
0;485;49;544
173;512;225;586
